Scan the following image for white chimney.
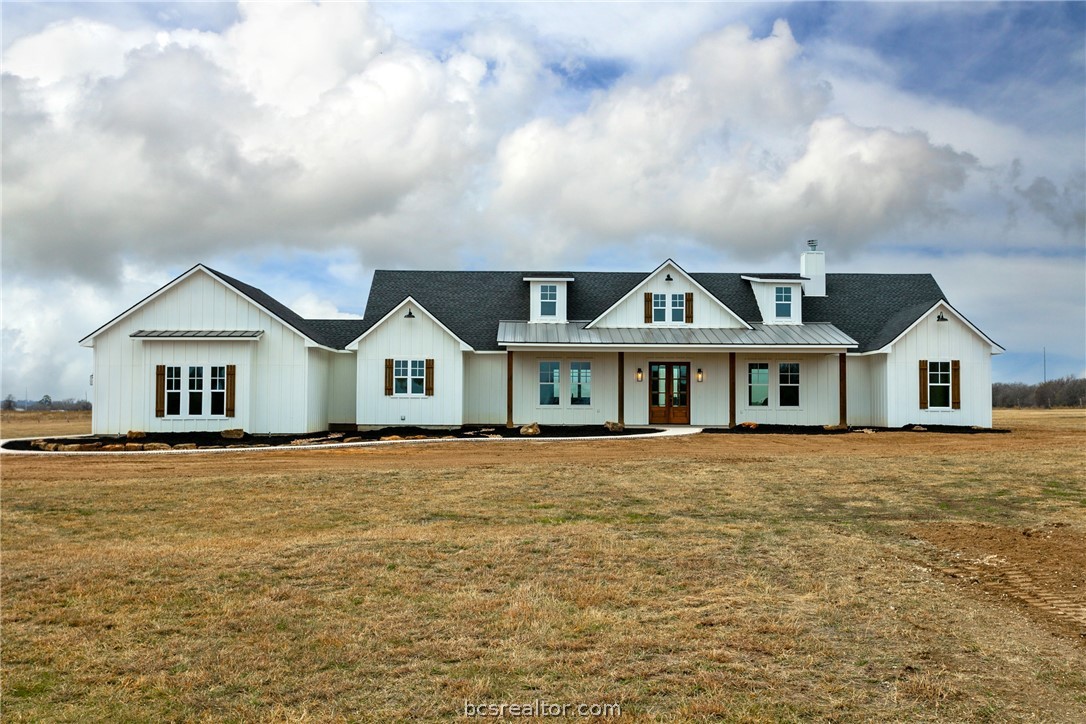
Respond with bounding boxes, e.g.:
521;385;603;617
800;240;825;297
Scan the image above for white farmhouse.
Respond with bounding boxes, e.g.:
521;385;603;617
80;245;1002;434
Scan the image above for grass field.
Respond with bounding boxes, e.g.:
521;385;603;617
2;410;1084;721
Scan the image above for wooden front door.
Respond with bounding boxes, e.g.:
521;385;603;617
648;362;690;424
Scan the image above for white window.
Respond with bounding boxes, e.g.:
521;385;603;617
210;366;227;416
570;362;591;405
775;287;792;318
540;284;557;317
165;364;227;417
928;361;951;409
165;366;182;416
652;293;667;322
748;363;769;407
188;366;204;415
539;361;560;405
779;363;800;407
394;359;426;396
671;293;685;322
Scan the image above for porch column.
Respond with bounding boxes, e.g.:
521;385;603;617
506;350;514;428
838;352;848;427
617;352;625;425
728;352;736;428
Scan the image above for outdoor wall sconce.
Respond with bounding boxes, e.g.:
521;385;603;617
936;312;947;322
404;309;416;319
696;368;704;382
664;274;673;282
636;368;644;382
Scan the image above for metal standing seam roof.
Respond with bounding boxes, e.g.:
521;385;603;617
130;330;264;339
497;321;857;347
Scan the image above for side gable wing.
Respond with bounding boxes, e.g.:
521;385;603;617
345;296;473;352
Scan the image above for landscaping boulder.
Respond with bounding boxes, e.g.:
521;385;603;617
101;444;127;451
173;443;197;450
604;421;624;433
739;421;759;429
520;422;540;436
124;443;144;451
380;435;403;441
221;429;245;439
126;430;147;439
342;436;362;444
143;442;172;451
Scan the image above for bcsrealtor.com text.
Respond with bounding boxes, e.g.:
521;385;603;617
464;700;621;717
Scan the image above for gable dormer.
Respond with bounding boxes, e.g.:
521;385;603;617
587;260;749;329
525;276;574;323
742;276;804;324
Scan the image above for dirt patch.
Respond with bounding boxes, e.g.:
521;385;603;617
913;522;1086;641
2;424;658;451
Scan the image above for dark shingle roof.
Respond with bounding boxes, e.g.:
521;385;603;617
358;269;951;352
200;264;954;353
206;267;367;349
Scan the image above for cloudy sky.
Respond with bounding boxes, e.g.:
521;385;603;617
2;1;1084;401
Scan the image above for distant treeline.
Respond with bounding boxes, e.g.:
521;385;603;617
2;395;91;412
993;376;1086;408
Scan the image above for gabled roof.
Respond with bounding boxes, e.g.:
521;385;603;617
80;264;367;350
360;268;962;353
345;296;472;351
585;259;752;330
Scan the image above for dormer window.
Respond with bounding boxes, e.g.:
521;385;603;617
540;285;557;317
775;287;792;318
652;294;667;322
671;293;685;322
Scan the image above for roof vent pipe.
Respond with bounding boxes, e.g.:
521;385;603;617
800;241;826;297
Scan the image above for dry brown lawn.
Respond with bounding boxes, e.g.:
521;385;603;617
2;409;1084;721
0;410;91;440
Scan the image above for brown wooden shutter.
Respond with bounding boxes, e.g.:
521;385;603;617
155;365;166;417
951;359;961;410
384;359;394;396
225;365;236;418
684;292;694;324
644;292;652;323
425;359;435;396
918;360;928;409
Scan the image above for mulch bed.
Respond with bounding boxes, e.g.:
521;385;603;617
702;424;1012;435
3;424;658;452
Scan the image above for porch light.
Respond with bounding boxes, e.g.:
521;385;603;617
936;312;947;322
636;368;644;382
696;368;704;382
404;309;416;319
664;274;673;282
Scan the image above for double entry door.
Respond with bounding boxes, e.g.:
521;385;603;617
648;362;690;424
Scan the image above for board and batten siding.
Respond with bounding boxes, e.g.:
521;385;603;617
885;309;994;428
90;270;311;434
355;308;464;426
732;353;839;426
845;354;888;427
327;352;358;425
305;348;331;433
592;264;745;329
512;352;618;426
748;281;802;324
463;353;507;424
620;352;730;426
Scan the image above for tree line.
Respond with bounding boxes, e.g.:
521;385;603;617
2;395;92;412
992;376;1086;408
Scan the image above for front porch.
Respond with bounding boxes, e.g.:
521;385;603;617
501;349;850;429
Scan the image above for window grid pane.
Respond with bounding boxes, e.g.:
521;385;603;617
570;361;591;405
653;294;666;322
539;361;559;405
779;362;800;407
748;363;769;407
671;293;685;322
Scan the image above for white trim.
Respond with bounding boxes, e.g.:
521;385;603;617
740;275;809;283
585;259;752;330
874;301;1004;354
522;276;575;282
344;296;474;351
132;333;265;342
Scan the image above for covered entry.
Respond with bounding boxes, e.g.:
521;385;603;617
649;362;690;424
